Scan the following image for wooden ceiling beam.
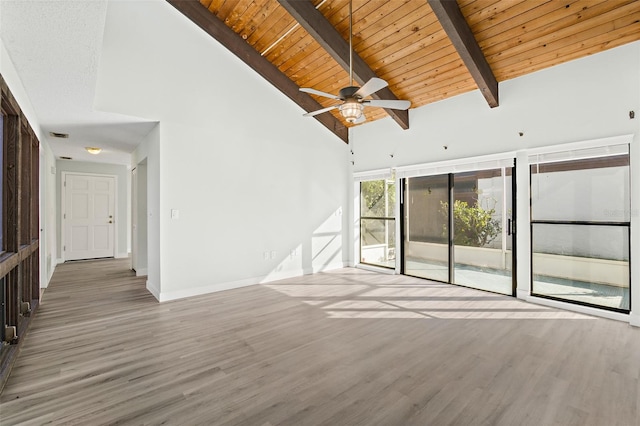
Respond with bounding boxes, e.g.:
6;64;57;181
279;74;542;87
428;0;499;108
277;0;410;130
166;0;348;143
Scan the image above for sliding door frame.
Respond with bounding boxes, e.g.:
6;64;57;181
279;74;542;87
528;150;631;314
400;160;517;297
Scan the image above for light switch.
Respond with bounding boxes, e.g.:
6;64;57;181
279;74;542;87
171;209;180;219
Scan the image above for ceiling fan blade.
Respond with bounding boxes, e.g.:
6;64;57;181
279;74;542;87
300;87;341;100
364;99;411;110
354;77;388;98
303;105;339;117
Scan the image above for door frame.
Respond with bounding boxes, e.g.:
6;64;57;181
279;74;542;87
131;167;137;271
60;172;118;262
131;160;148;276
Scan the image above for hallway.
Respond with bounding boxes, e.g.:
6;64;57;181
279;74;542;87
2;258;640;425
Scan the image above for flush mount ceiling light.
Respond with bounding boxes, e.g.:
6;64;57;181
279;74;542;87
85;147;102;155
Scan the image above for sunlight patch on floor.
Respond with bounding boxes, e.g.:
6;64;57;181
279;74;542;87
263;269;598;321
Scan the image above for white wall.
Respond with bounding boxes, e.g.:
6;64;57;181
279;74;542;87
41;143;57;285
56;160;130;260
132;161;147;275
353;41;640;323
132;122;161;297
97;0;349;301
352;42;639;170
1;38;58;288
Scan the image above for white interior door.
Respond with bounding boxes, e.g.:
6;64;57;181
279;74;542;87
64;174;115;261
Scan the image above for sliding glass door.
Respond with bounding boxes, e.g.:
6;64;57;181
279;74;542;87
452;168;513;295
403;165;515;296
403;175;450;281
360;179;396;268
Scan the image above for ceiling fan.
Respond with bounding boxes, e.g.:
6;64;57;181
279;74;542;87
299;0;410;124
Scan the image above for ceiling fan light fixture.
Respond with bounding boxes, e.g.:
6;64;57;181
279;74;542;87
339;101;364;123
85;147;102;155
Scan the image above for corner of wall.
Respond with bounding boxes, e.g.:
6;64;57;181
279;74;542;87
146;280;161;302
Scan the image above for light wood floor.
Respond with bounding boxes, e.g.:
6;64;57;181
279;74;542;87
1;258;640;425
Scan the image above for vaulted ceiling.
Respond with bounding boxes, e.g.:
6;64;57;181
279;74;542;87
169;0;640;143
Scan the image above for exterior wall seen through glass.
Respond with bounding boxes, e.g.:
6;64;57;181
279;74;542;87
452;169;513;295
530;152;631;312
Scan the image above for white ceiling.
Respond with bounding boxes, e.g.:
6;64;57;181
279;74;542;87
0;0;157;165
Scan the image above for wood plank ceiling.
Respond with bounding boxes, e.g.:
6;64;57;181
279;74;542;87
170;0;640;143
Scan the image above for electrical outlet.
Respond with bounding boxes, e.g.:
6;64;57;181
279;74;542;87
263;251;269;260
270;251;276;259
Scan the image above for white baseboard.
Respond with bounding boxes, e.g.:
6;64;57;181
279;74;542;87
135;268;148;277
156;262;349;303
309;261;349;274
261;267;309;283
115;252;129;259
56;258;64;265
146;280;161;301
41;262;58;288
355;263;396;275
158;276;260;302
629;313;640;327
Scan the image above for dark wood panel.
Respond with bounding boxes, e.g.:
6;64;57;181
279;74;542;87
30;136;39;241
0;73;41;390
2;114;18;253
5;267;18;331
19;126;30;247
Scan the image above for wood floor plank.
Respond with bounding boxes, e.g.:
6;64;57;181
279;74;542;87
1;258;639;425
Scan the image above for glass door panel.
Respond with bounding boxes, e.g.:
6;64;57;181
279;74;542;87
452;168;513;295
532;223;629;310
530;152;630;312
360;180;396;268
404;175;449;282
